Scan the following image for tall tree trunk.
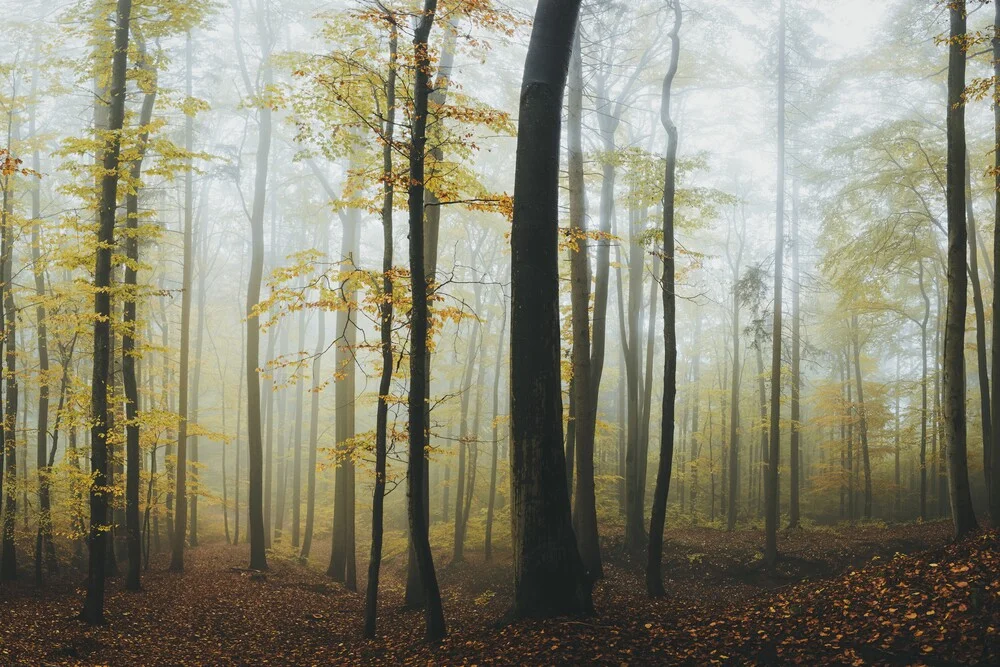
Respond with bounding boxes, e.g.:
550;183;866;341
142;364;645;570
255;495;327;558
965;159;992;506
920;260;930;521
944;1;978;540
170;31;195;573
788;175;801;529
81;0;131;623
509;0;591;619
851;317;873;520
0;109;17;584
565;26;602;578
646;0;681;598
245;0;272;571
124;44;156;591
364;22;397;637
300;236;328;562
405;21;458;607
406;0;446;640
764;0;786;568
291;307;306;548
727;226;744;532
328;207;359;588
484;302;506;563
29;73;57;582
991;0;1000;525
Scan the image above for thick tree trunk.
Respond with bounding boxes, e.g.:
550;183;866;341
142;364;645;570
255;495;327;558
509;0;591;619
81;0;131;623
646;1;681;598
944;1;978;540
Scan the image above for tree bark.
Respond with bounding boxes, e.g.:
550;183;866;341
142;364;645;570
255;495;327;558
406;0;446;640
81;0;131;623
509;0;591;619
244;0;272;571
764;0;786;568
364;21;397;637
646;0;681;598
170;32;196;573
124;41;157;591
991;0;1000;525
944;1;978;540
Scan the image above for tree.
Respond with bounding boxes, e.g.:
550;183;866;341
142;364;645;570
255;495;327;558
646;0;681;598
170;31;195;574
764;0;786;568
943;0;976;541
566;24;600;577
81;0;132;624
990;0;1000;525
237;0;273;572
123;35;157;591
407;0;446;641
364;9;398;638
509;0;591;618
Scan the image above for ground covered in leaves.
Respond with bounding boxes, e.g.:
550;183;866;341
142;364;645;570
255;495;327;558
2;521;997;665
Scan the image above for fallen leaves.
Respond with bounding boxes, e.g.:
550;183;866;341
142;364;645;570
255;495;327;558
0;522;995;666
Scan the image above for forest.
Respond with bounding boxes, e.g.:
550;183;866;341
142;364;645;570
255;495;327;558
1;0;999;664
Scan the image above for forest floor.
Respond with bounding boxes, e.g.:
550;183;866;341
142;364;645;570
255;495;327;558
1;520;998;666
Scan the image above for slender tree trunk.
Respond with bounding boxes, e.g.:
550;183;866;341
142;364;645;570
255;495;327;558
991;0;1000;525
29;75;58;582
764;0;786;568
81;0;131;623
406;0;446;639
405;22;457;607
485;303;506;563
788;175;801;529
0;114;16;584
944;1;978;540
646;1;681;598
920;260;930;521
291;307;306;548
328;207;359;588
727;235;742;531
966;159;992;506
851;317;873;520
124;47;156;591
170;31;195;573
364;23;397;636
300;246;328;562
245;0;272;571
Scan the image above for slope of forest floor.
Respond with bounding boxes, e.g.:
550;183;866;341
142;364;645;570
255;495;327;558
2;521;997;666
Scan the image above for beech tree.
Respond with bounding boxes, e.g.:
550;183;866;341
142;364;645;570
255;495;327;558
81;0;132;625
509;0;591;618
